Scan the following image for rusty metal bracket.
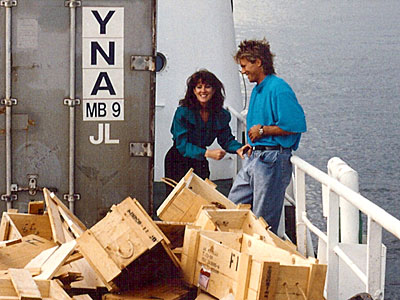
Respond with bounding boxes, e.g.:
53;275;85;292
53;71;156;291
1;98;17;106
64;0;81;8
130;55;156;71
63;98;80;107
129;142;153;157
0;0;17;7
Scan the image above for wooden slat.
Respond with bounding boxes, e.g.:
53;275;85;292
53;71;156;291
47;280;72;300
0;213;11;241
180;226;201;285
43;189;65;244
58;207;84;239
25;246;59;271
306;263;327;300
9;268;42;300
34;240;76;280
72;295;93;300
235;253;252;300
45;189;87;233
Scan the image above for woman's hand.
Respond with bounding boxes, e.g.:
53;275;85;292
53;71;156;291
236;144;252;159
205;149;226;160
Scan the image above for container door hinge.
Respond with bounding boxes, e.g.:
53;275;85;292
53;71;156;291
64;0;81;8
1;98;17;106
63;193;81;202
0;0;17;7
129;142;153;157
130;55;155;71
64;98;80;107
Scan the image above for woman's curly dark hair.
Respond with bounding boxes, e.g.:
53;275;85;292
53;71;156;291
179;69;225;112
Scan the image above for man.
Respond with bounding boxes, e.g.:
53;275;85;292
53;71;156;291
229;39;306;234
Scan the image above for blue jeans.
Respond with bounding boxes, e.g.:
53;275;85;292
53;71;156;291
228;148;292;234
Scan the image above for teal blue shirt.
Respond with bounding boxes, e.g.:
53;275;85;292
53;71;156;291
247;75;307;150
171;106;243;160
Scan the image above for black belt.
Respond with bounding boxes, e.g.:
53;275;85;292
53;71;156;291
253;145;291;151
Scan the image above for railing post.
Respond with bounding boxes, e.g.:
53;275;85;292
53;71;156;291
326;189;339;299
367;217;383;299
328;157;360;243
294;165;307;256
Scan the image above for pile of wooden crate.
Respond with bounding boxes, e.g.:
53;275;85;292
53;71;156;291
0;169;327;300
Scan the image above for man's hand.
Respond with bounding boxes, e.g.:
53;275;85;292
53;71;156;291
236;144;252;159
248;124;263;142
205;149;226;160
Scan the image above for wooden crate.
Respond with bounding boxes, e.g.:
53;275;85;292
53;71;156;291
157;169;236;223
77;197;181;292
193;208;299;255
0;212;52;242
181;228;326;300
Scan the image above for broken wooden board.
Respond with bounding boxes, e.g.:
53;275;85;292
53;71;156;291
55;257;106;290
34;240;77;280
157;169;236;223
9;268;42;300
0;235;57;270
77;197;180;292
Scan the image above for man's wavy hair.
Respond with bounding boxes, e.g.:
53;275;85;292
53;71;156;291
179;69;225;112
234;38;276;75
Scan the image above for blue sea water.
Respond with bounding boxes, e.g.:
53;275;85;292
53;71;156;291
233;0;400;298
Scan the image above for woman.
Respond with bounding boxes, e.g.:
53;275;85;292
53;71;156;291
164;69;249;195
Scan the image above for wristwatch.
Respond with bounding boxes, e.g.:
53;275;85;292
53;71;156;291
258;126;264;136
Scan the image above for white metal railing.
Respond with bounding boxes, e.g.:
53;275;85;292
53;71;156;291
291;155;400;300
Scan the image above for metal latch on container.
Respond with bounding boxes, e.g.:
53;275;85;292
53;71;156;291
1;98;17;106
0;0;17;7
1;193;17;201
64;98;80;107
5;175;58;198
130;55;155;71
64;193;81;202
129;142;153;157
64;0;81;7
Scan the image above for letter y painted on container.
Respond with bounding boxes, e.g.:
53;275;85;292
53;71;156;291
91;10;115;34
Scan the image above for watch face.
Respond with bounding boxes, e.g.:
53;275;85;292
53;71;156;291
259;127;263;135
